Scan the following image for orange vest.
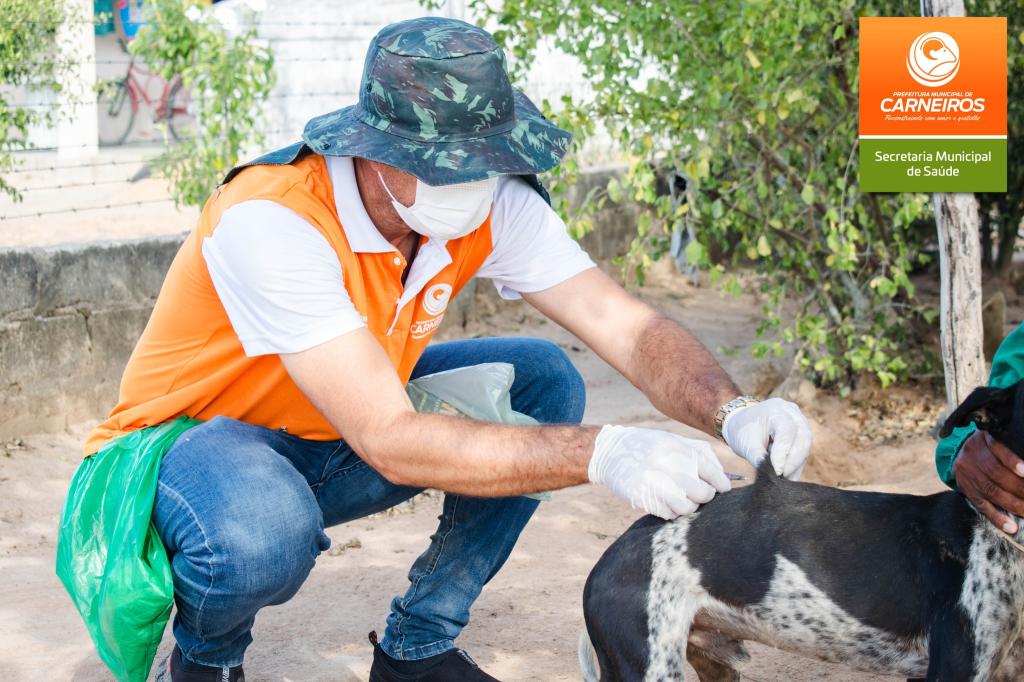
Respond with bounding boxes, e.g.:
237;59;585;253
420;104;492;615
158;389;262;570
84;154;492;455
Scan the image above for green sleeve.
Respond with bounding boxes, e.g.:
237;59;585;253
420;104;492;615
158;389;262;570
936;323;1024;488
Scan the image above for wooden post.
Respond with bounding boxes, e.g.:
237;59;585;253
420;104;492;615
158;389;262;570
921;0;987;410
934;193;986;410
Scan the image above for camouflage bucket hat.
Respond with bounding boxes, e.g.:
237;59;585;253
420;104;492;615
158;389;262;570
301;16;572;186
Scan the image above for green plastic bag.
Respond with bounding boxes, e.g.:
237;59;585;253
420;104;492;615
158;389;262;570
56;416;201;682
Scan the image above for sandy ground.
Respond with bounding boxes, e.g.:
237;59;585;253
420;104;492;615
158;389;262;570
0;274;952;681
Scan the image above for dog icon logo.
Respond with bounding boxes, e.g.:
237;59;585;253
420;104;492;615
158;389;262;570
906;31;960;87
422;283;453;316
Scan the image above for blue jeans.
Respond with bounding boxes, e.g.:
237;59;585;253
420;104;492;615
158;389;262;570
152;337;586;667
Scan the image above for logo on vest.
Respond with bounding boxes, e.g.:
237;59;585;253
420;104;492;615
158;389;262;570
907;31;960;87
410;315;445;339
422;283;453;316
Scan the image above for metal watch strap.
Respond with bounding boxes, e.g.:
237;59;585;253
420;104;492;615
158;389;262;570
714;395;759;439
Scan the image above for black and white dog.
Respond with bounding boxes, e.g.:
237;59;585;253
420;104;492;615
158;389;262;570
580;381;1024;681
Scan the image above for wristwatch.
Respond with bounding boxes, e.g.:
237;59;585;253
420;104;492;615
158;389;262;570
714;395;760;439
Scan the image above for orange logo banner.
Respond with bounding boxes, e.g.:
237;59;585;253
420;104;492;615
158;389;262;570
860;17;1006;136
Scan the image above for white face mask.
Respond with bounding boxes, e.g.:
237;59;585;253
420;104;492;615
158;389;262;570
378;171;498;242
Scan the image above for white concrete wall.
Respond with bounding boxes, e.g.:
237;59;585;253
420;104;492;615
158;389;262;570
56;0;99;158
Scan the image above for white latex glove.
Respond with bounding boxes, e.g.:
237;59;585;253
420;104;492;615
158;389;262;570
588;425;732;520
722;398;812;479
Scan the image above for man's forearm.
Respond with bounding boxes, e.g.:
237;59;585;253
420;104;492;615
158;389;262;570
363;412;600;496
628;313;740;435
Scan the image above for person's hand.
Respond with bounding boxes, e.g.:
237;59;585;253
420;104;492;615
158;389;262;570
588;425;732;520
953;430;1024;534
722;398;812;479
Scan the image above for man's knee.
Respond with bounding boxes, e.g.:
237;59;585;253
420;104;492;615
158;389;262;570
156;424;330;609
213;490;329;605
514;338;586;424
163;485;328;608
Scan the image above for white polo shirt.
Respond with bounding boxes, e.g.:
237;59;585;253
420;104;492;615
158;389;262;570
201;156;596;357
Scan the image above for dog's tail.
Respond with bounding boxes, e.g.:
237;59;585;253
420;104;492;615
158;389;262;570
578;630;601;682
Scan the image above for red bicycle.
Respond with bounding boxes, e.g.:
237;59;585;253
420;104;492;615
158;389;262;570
96;59;194;146
96;3;194;146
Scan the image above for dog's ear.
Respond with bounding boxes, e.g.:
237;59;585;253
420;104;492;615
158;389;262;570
939;385;1016;438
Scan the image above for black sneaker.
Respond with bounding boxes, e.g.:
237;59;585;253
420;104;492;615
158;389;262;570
154;645;245;682
368;631;500;681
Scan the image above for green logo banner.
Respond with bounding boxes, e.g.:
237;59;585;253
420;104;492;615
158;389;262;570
859;138;1007;192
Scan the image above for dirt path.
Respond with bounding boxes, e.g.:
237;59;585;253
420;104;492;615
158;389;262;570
0;278;948;681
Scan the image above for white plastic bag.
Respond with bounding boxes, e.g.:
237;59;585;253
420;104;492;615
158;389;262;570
407;362;550;500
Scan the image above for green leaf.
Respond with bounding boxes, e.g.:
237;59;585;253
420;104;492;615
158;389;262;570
684;239;707;266
637;212;653;237
697;157;710;179
711;198;724;218
606;177;623;203
800;183;815;206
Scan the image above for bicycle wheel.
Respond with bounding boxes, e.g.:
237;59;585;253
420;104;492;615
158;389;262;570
165;79;197;143
97;79;136;147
